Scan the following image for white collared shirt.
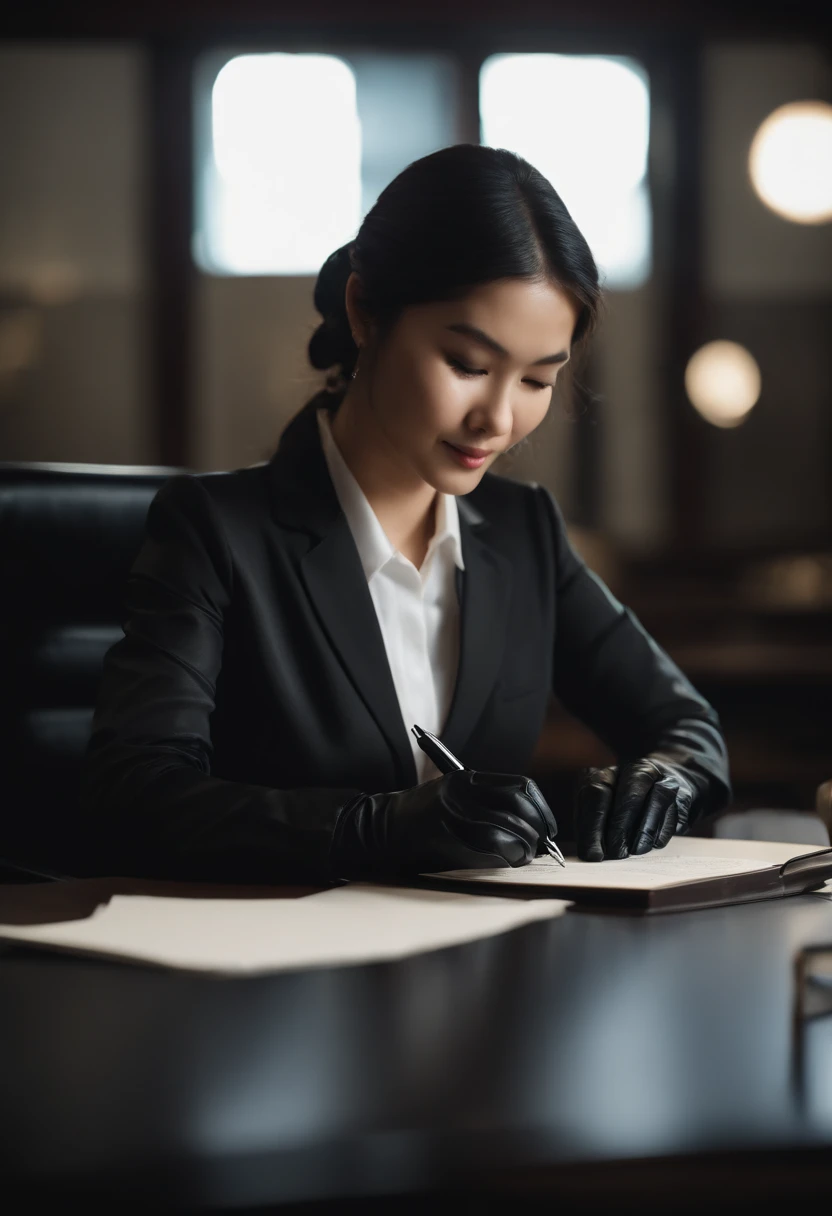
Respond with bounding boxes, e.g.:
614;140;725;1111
316;408;464;783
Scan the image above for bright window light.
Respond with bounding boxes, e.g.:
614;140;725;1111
480;54;651;290
199;53;362;274
749;100;832;225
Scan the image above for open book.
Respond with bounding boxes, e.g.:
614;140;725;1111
422;835;832;913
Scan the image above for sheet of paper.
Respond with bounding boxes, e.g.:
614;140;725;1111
0;884;569;975
428;834;828;892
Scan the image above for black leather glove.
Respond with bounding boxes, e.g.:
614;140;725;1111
329;769;558;878
576;757;710;861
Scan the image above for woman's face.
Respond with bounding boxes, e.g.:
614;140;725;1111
348;274;580;494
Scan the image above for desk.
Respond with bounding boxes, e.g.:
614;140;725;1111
2;893;832;1211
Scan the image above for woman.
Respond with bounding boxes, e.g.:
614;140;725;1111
82;144;731;882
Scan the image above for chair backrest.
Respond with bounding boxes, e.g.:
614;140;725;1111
0;461;179;876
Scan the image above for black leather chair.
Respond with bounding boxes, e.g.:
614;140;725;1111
0;461;178;878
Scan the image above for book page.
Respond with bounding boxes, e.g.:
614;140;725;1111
427;835;828;892
0;884;569;975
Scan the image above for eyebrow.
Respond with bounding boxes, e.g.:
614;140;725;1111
445;323;570;366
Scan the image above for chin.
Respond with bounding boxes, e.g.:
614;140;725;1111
433;468;488;495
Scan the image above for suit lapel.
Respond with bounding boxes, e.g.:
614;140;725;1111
300;515;418;785
441;507;513;763
266;403;513;785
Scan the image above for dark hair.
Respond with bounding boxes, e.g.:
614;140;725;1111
304;143;602;415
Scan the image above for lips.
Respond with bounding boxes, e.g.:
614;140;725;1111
446;443;493;457
443;442;491;470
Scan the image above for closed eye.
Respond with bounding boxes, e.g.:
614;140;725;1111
446;356;553;392
446;356;486;378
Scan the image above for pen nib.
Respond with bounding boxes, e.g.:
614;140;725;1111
545;837;567;867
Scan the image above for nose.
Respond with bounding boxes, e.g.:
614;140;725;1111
467;377;515;443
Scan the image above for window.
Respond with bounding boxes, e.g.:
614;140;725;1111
480;54;652;290
195;53;361;275
195;51;461;275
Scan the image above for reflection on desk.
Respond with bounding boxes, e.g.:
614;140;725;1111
2;890;832;1209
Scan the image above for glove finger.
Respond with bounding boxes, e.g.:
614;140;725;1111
460;772;556;844
654;796;682;848
480;810;540;859
521;778;558;841
674;783;695;834
484;826;538;867
605;762;662;860
630;778;679;855
445;801;539;865
576;768;616;861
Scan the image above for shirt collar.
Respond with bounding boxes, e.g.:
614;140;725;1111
316;407;465;581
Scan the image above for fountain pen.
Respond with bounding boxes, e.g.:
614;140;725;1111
410;724;566;867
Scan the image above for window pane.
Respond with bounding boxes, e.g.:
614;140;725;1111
197;53;362;275
480;54;651;289
195;51;460;277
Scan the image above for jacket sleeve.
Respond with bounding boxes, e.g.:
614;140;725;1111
80;474;361;882
536;485;732;817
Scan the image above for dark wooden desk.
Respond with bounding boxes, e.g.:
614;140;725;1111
2;891;832;1212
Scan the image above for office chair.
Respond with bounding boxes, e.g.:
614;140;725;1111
0;461;177;879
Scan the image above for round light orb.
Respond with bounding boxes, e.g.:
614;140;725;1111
684;341;761;428
749;100;832;224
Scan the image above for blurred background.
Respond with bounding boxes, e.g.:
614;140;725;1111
1;1;830;823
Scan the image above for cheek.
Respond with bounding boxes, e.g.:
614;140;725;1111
373;346;429;427
404;358;472;428
511;391;552;441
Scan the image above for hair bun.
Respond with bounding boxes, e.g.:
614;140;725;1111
308;242;357;376
313;243;354;317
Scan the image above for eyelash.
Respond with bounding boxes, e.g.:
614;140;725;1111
446;356;553;393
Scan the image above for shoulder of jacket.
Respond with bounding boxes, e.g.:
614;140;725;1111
160;462;270;513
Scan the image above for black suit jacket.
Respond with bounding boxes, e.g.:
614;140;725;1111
82;401;730;880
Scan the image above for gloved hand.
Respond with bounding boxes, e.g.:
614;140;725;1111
329;769;558;878
576;758;705;861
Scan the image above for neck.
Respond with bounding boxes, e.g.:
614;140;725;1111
329;394;439;560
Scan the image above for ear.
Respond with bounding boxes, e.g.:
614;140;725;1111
344;272;372;346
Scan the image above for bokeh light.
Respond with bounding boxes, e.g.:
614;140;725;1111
749;100;832;224
684;341;761;428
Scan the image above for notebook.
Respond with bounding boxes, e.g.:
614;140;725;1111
421;835;832;913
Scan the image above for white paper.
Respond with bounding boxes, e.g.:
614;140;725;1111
428;834;829;892
0;883;569;975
